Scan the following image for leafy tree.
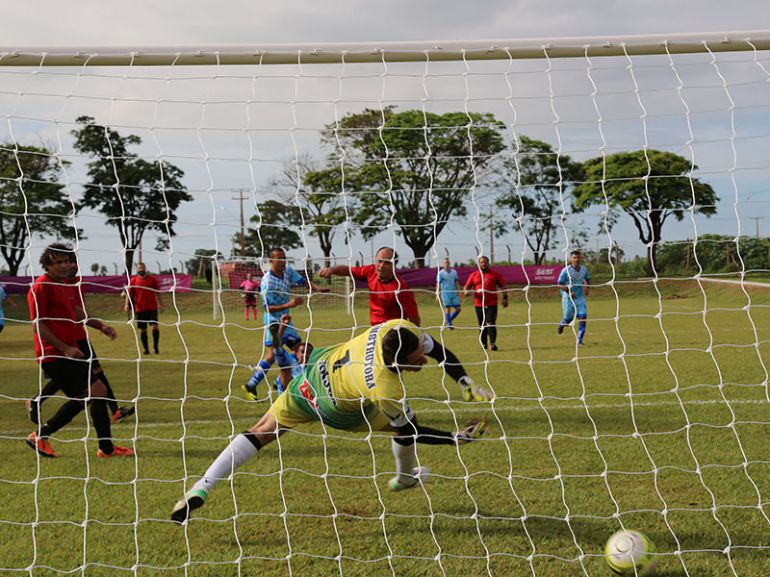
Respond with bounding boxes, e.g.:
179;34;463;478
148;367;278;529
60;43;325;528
71;116;191;274
322;107;506;267
271;154;349;269
573;150;718;276
495;136;583;264
0;143;79;275
232;200;303;258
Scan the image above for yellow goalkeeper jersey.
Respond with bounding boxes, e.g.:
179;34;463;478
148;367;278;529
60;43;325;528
292;319;425;429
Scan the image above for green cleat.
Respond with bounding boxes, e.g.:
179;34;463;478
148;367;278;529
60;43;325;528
242;383;259;401
171;489;208;523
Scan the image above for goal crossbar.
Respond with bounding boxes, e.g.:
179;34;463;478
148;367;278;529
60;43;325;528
2;30;770;66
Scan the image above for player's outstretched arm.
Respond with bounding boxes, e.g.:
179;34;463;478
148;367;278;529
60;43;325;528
318;265;351;279
425;339;493;401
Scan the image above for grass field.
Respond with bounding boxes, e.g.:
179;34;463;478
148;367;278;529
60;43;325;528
2;279;770;576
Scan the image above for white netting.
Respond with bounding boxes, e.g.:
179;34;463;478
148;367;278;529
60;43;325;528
1;34;770;576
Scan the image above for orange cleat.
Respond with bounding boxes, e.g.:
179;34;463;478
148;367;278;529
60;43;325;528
26;432;58;458
96;445;135;458
111;406;136;423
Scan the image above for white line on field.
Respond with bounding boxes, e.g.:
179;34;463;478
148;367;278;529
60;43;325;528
4;397;769;436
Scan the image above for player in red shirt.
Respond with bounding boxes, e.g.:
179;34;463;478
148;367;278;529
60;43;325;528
125;262;164;355
319;247;491;402
319;247;420;326
25;243;135;458
464;255;508;351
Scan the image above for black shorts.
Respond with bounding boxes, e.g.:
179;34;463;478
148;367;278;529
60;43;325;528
76;339;99;363
136;309;159;329
475;305;498;326
40;339;102;398
41;358;93;398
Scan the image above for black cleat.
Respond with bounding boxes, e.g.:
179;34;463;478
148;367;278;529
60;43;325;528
171;490;208;523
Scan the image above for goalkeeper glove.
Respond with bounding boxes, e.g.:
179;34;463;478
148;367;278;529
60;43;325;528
455;417;488;445
458;376;493;402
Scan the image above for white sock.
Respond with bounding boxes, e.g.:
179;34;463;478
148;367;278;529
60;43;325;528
192;433;260;494
391;438;418;484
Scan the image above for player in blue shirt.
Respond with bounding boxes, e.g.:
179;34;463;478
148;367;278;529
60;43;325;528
436;258;462;329
0;284;18;334
558;250;590;346
244;248;328;399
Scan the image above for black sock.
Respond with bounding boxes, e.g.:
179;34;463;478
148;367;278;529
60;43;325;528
39;399;85;437
489;326;497;344
90;399;114;454
98;372;119;414
36;380;61;408
152;329;160;352
140;332;149;353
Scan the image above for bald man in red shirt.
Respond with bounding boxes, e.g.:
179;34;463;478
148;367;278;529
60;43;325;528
125;262;163;355
319;247;420;326
319;247;491;402
464;255;508;351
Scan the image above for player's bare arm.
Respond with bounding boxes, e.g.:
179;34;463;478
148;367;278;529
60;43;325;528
318;265;351;279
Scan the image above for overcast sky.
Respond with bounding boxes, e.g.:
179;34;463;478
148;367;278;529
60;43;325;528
2;1;766;46
2;1;769;275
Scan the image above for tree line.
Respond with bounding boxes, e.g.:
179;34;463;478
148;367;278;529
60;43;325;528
1;108;722;277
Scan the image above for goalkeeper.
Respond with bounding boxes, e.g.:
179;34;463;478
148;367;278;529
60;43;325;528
172;318;488;523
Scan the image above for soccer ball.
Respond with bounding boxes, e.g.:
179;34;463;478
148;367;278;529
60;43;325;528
604;530;658;576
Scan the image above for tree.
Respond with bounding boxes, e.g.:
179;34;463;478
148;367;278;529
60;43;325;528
271;153;349;269
71;116;191;274
573;150;718;276
232;200;303;258
495;136;583;264
0;143;79;275
322;108;506;267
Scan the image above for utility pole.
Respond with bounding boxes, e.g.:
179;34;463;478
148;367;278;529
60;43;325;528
488;205;495;262
232;189;248;257
749;216;763;238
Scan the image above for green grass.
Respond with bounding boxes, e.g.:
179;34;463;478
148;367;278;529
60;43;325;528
2;279;770;576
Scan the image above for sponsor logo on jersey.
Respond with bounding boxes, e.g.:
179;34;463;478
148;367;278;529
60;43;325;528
317;361;337;406
298;379;317;409
364;324;382;389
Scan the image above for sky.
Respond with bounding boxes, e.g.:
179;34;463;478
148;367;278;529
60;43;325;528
1;1;769;275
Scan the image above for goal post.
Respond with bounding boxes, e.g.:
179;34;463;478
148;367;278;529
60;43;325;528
2;30;770;577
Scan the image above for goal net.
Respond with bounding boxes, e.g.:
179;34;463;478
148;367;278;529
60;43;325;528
2;32;770;576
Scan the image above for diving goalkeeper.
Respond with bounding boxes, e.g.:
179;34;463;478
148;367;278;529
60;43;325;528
172;318;488;523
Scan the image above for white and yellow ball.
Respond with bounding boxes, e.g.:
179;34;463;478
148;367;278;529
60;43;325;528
604;530;658;576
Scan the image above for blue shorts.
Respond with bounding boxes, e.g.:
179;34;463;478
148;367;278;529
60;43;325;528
562;297;587;321
441;293;461;308
264;323;301;348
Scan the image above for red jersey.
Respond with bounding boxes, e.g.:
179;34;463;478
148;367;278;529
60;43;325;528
350;264;419;325
464;269;506;307
28;274;87;362
128;274;160;312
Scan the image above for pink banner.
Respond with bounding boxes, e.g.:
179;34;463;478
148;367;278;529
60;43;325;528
358;264;563;288
0;274;193;294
